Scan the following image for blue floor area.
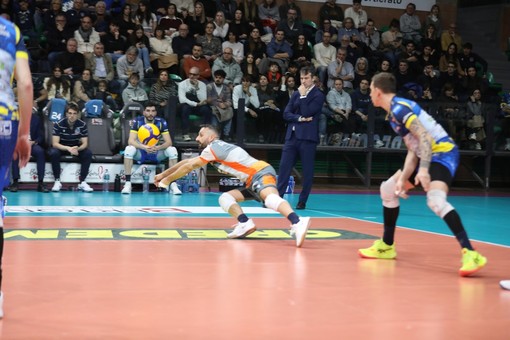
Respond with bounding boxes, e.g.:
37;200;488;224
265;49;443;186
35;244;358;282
5;190;510;247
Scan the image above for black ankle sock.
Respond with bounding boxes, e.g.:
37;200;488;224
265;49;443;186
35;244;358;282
382;206;399;245
287;212;300;225
238;214;249;223
443;210;473;250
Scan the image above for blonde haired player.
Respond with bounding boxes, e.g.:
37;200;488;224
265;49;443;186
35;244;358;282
0;16;34;317
358;72;487;277
154;124;311;247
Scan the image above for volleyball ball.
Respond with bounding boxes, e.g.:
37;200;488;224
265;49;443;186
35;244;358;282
138;123;160;146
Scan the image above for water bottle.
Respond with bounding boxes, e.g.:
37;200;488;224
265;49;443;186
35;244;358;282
142;167;150;193
114;174;121;192
103;169;110;192
191;171;198;184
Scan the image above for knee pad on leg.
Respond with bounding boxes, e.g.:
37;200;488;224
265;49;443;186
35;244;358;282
380;178;399;208
124;145;137;159
219;192;237;213
264;193;285;212
164;146;178;160
427;189;454;218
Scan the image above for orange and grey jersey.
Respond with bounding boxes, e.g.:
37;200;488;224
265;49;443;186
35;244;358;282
0;17;29;121
200;140;270;186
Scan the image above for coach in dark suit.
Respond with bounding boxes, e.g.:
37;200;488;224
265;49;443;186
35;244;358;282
277;66;325;209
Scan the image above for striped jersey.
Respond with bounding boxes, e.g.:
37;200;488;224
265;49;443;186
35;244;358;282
389;96;455;158
200;140;270;185
53;118;88;147
0;17;29;121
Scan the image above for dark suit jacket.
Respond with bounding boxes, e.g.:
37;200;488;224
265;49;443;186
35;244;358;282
283;86;325;143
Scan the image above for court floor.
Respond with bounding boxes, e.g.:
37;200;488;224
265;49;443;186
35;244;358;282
1;189;510;339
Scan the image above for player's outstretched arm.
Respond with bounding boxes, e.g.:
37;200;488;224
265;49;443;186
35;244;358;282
155;157;208;188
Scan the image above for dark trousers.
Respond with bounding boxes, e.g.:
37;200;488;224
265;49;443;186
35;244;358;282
48;147;93;182
12;144;46;181
180;104;212;134
277;132;317;204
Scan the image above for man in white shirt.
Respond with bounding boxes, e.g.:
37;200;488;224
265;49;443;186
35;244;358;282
313;31;337;88
344;0;368;31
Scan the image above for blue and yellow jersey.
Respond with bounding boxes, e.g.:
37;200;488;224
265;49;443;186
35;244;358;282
388;96;456;158
130;116;170;136
0;17;29;121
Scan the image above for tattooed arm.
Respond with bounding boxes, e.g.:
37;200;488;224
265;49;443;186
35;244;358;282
407;116;434;191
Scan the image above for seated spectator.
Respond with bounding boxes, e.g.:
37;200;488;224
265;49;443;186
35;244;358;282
49;102;94;192
229;9;250;42
462;66;488;98
424;4;442;39
212;47;243;89
292;34;313;69
277;7;303;45
8;111;49;193
183;44;213;82
417;43;439;70
327;48;355;90
353;57;371;90
254;74;283;143
85;42;115;85
360;19;382;66
344;0;368;31
159;3;183;37
399;40;420;75
394;59;418;96
266;61;283;92
178;67;213;141
222;30;244;64
122;73;149;107
101;20;128;64
72;69;97;109
171;24;195;60
35;65;72;106
56;38;86;80
186;1;208;38
421;24;441;56
116;46;145;90
439;61;463;94
149;26;178;74
173;0;195;17
117;4;137;38
441;22;462;52
465;89;486;150
91;1;111;37
149;70;178;116
381;18;403;68
416;63;442;97
276;73;297;113
437;82;465;142
459;42;488;78
43;0;64;34
207;69;234;140
319;0;344;29
350;78;371;133
196;22;223;64
337;17;359;43
243;27;267;66
134;0;157;36
47;13;74;68
240;52;260;84
258;29;293;74
14;0;38;43
74;15;101;56
94;79;118;111
128;25;153;75
315;19;338;44
499;92;510;150
313;31;337;87
216;0;237;22
121;102;181;195
439;42;465;76
213;11;229;40
319;78;353;140
399;3;422;46
66;0;89;32
233;75;260;134
258;0;280;35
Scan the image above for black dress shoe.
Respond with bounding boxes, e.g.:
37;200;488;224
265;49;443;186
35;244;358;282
8;182;18;192
37;184;50;193
296;202;306;210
